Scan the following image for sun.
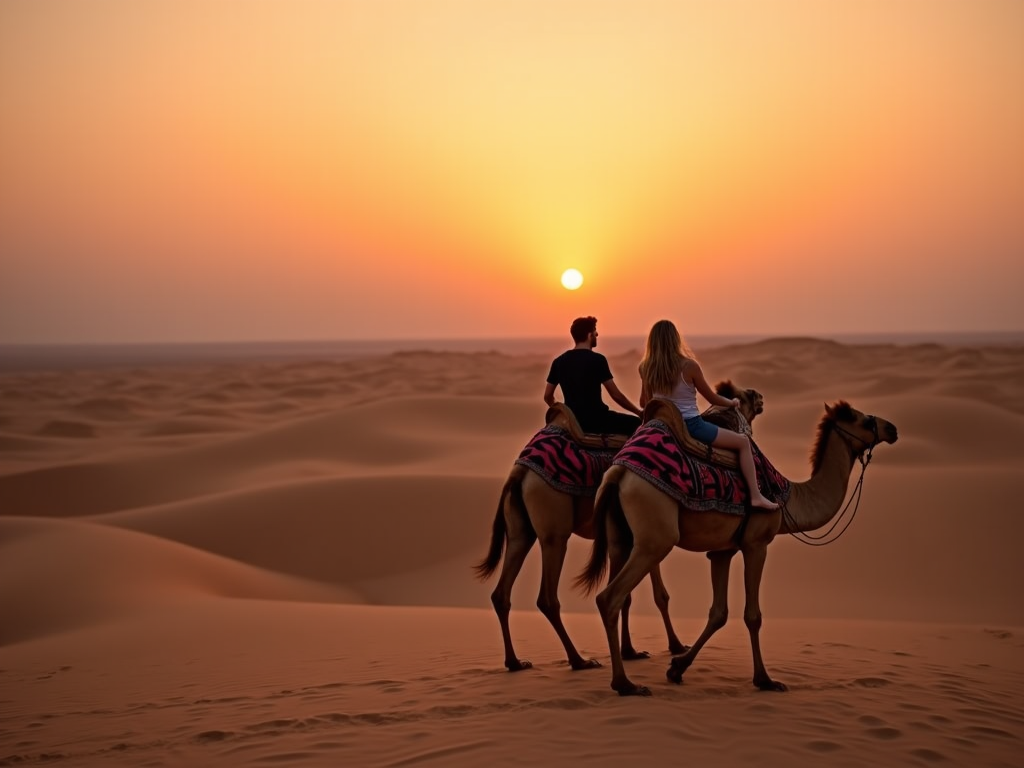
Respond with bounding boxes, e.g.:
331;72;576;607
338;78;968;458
560;268;584;290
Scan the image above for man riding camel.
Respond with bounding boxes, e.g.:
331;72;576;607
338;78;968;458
543;316;642;437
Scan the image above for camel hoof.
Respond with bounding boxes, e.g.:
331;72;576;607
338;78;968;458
622;649;652;661
506;659;533;672
570;658;602;671
615;684;652;697
666;655;692;684
755;678;788;692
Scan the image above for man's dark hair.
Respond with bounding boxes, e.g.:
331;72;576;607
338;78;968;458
570;316;598;343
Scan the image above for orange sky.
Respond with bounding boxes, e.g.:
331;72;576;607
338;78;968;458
1;0;1022;343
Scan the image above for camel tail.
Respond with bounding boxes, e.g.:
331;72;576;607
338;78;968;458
472;469;528;580
575;466;629;595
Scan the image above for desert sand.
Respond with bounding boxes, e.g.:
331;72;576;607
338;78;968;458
1;338;1022;767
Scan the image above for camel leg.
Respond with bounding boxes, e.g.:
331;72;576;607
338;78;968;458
620;591;647;660
597;545;673;695
603;516;636;656
490;513;537;672
536;532;600;670
596;500;677;696
741;545;787;691
667;549;735;684
649;563;688;655
624;565;687;657
617;556;662;660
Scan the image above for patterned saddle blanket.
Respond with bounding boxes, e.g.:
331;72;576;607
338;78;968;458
514;425;617;497
613;419;792;516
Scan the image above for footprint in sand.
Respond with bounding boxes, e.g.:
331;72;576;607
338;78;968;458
983;628;1013;640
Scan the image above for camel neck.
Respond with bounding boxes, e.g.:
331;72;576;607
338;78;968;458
782;431;858;534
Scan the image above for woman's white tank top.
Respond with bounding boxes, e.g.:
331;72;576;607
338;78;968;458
668;375;700;419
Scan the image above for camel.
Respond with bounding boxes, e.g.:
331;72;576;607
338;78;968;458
576;400;898;695
475;381;764;672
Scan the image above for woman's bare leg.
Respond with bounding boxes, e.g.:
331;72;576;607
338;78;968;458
712;428;779;510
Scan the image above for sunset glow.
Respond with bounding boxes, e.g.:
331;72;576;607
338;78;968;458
1;0;1022;342
560;269;584;291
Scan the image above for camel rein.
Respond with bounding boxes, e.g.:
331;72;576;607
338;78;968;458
780;418;879;547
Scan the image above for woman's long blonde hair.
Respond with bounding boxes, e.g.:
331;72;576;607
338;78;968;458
639;319;696;396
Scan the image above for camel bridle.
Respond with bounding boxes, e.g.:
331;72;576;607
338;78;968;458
781;414;879;547
833;416;881;460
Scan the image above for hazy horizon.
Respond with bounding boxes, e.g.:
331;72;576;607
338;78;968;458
4;328;1023;373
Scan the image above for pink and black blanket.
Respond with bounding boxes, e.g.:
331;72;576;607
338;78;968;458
613;419;791;516
514;425;617;496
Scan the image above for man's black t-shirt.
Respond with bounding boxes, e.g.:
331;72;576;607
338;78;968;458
546;349;613;432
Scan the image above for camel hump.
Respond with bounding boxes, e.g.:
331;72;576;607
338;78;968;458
544;403;629;451
641;397;742;470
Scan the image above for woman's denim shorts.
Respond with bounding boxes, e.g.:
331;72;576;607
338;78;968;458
684;415;719;444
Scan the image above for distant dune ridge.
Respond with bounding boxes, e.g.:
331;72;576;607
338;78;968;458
1;338;1022;766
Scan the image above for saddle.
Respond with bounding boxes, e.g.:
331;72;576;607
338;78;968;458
642;397;745;470
544;403;630;451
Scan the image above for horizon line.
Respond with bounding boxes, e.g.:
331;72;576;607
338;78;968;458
4;328;1024;349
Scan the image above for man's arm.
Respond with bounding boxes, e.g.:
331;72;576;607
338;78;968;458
638;363;650;408
603;379;642;416
543;382;557;407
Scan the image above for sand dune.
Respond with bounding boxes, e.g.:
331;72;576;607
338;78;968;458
35;420;98;439
93;475;503;586
2;339;1023;766
0;395;540;517
0;517;353;645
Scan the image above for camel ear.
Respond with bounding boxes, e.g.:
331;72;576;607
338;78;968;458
824;402;833;416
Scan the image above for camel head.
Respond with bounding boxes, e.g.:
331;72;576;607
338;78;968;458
811;401;899;472
714;380;764;425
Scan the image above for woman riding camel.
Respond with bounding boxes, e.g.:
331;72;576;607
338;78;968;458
638;319;779;510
